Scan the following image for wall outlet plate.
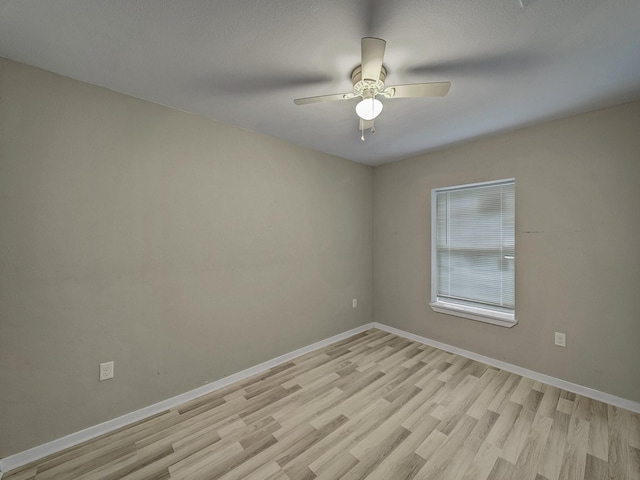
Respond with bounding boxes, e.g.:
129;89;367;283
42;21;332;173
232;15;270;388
352;299;357;308
100;361;114;381
554;332;566;347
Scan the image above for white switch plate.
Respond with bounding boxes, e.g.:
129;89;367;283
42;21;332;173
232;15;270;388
554;332;566;347
352;299;357;308
100;361;114;381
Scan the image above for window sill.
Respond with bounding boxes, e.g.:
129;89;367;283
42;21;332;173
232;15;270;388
429;301;516;328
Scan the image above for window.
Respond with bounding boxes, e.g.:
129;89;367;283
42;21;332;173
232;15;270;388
430;179;515;327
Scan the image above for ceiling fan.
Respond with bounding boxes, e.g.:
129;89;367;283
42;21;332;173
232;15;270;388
294;37;451;140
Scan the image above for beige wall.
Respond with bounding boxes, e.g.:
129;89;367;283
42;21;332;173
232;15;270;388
0;58;374;457
374;100;640;403
2;54;639;460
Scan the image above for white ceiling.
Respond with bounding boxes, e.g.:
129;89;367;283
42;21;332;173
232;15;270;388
1;0;639;166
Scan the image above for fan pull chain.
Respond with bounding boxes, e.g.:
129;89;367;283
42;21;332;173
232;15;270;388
361;122;365;141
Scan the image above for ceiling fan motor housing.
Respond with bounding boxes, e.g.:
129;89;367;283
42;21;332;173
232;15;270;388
351;65;387;97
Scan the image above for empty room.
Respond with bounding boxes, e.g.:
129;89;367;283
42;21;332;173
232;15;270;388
1;1;639;479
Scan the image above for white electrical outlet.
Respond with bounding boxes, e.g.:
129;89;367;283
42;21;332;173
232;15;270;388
100;361;114;381
554;332;566;347
352;299;357;308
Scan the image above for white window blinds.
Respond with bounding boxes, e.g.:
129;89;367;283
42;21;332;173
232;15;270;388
433;179;515;317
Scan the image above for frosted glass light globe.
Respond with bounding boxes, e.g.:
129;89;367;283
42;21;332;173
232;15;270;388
355;97;383;120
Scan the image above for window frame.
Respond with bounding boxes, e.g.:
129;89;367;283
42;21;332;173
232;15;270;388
430;178;516;328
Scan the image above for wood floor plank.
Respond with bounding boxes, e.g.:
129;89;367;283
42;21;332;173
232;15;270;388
511;377;537;405
467;368;507;420
487;401;523;449
538;409;571;480
487;372;522;414
312;452;359;480
33;441;137;480
558;397;575;416
609;404;631;480
342;424;412;479
74;444;173;480
4;328;639;480
307;400;392;475
216;423;319;479
459;439;502;480
29;410;178;477
361;414;438;480
501;391;540;464
486;456;517;480
240;461;282;480
584;453;608;480
557;416;589;480
447;409;500;480
512;414;554;480
631;412;640;450
413;414;478;479
168;441;244;480
2;466;38;480
587;398;608;461
629;446;640;480
274;414;349;469
282;398;388;478
537;385;562;419
118;430;224;480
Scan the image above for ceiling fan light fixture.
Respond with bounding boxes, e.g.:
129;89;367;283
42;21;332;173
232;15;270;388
355;94;383;121
293;37;451;136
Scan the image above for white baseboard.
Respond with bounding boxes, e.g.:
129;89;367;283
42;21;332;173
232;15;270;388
0;323;374;476
3;321;638;477
372;322;640;414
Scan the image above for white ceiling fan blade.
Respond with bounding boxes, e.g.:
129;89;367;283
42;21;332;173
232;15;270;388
361;37;386;82
294;92;354;105
384;82;451;98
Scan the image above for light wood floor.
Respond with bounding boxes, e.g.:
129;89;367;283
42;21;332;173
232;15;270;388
4;329;640;480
